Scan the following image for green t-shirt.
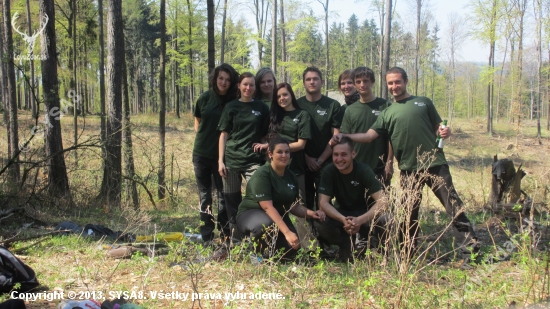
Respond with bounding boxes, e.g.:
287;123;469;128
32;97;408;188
297;95;342;158
262;98;271;108
340;97;391;174
237;163;299;218
371;95;447;171
273;109;311;175
193;90;224;159
318;160;382;211
218;99;269;168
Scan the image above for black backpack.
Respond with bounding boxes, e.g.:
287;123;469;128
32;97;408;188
0;246;39;293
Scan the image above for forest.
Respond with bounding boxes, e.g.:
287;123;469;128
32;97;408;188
0;0;549;308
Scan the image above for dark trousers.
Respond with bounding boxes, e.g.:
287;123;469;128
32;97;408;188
193;155;229;241
400;164;475;247
236;209;298;259
314;208;387;260
304;168;323;210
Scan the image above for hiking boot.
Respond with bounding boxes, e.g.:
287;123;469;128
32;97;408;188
212;246;228;262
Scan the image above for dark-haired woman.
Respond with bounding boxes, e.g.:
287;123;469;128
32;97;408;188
236;137;325;258
193;63;239;246
217;72;270;259
254;67;276;107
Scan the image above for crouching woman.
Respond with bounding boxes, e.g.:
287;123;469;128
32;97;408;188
236;136;325;258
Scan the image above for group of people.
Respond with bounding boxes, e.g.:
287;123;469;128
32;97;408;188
192;63;479;263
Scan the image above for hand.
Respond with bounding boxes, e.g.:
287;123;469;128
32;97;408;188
315;210;326;221
330;133;343;146
305;155;321;172
344;216;362;235
284;231;300;250
218;161;227;178
252;143;268;153
439;125;451;139
307;209;326;221
384;163;394;184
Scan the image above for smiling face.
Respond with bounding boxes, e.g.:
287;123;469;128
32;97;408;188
332;143;355;174
277;87;295;111
238;77;256;101
216;71;231;95
269;143;291;170
339;78;356;96
303;71;323;95
386;72;408;101
259;73;275;98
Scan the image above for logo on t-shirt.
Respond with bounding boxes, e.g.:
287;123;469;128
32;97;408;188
372;110;381;116
251;110;261;116
414;102;426;107
293;118;300;123
351;181;359;186
255;194;265;198
287;184;295;190
316;110;327;116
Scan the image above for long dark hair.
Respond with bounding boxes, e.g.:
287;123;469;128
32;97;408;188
268;83;299;140
208;63;239;108
236;72;255;99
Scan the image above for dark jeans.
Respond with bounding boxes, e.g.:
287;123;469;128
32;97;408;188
237;209;298;259
400;164;475;247
304;168;323;210
193;155;229;242
314;208;387;260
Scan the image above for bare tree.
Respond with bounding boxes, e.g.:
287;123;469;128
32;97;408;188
99;0;124;208
317;0;329;95
25;0;37;118
220;0;228;63
2;0;20;182
280;0;287;81
534;0;542;139
254;0;270;66
98;0;107;159
445;13;467;122
272;0;277;74
158;0;167;199
40;0;71;198
382;0;392;99
207;0;215;72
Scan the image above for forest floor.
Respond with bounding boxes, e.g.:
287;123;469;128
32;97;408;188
1;112;550;308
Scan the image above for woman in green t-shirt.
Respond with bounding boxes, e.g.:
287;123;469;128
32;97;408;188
236;137;325;258
193;63;239;246
254;67;276;107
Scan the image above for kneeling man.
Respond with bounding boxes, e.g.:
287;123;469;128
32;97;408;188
314;137;387;262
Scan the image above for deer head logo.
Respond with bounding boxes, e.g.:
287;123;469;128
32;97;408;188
11;12;49;60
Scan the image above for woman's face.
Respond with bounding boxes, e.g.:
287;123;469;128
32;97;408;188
238;77;256;100
270;143;291;169
217;71;231;95
277;87;294;111
339;77;356;96
260;73;275;97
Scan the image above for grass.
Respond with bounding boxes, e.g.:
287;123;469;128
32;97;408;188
1;111;549;308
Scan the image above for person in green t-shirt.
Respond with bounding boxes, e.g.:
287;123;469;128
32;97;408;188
338;69;359;113
254;67;276;108
314;137;388;262
332;67;478;257
193;63;239;246
236;137;325;259
340;67;393;187
217;72;270;257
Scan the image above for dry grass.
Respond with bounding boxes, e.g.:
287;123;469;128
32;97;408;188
1;112;550;308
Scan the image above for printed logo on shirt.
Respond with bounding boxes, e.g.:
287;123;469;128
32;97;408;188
319;186;325;191
351;181;360;186
293;118;300;123
316;110;327;116
287;184;296;190
414;102;426;107
372;110;381;116
251;110;261;116
255;194;265;198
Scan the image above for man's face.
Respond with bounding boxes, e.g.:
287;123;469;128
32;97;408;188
303;71;323;95
332;144;355;174
354;75;374;97
386;72;408;99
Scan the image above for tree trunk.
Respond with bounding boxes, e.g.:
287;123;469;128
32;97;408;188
207;0;215;73
40;0;71;198
382;0;392;99
414;0;421;95
280;0;287;81
99;0;124;208
271;0;277;75
98;0;107;162
317;0;329;95
2;0;20;182
158;0;166;199
220;0;228;63
25;0;37;119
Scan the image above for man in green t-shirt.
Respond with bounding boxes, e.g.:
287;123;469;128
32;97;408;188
332;67;478;257
314;137;387;262
340;67;393;187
